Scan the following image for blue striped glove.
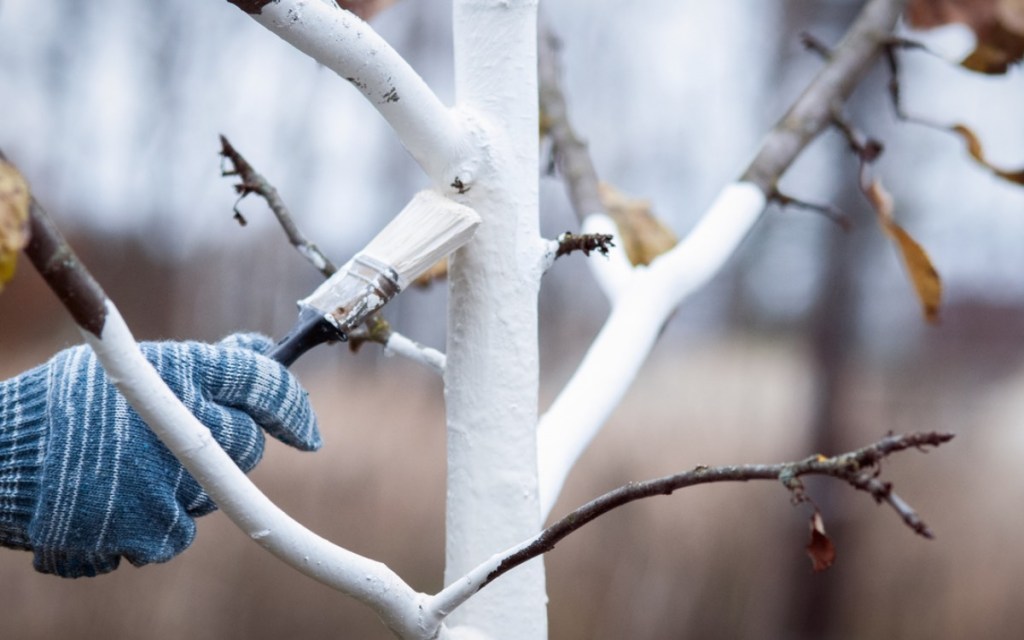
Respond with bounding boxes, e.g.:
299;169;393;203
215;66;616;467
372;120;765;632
0;334;320;578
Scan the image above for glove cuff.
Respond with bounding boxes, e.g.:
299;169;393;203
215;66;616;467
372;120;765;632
0;366;49;550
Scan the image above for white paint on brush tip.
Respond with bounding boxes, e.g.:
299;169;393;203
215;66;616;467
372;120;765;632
363;190;481;288
299;191;480;324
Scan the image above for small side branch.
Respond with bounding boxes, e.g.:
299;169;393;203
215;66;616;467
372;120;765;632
431;431;952;616
219;135;338;278
554;231;614;259
740;0;909;193
769;188;853;231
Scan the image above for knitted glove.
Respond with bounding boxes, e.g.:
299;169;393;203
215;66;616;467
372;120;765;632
0;334;320;578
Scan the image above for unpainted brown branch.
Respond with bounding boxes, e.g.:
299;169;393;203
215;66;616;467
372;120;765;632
218;135;400;349
484;431;953;588
741;0;909;193
538;23;604;222
219;134;339;278
0;150;109;336
554;232;615;259
770;189;854;231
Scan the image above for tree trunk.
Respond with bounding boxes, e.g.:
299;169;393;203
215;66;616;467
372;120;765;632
444;1;548;637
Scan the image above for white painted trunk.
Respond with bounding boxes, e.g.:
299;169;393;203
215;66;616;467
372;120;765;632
444;0;548;637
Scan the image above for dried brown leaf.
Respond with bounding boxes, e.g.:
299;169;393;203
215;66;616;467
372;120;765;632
906;0;1024;73
597;182;677;266
806;511;836;572
951;124;1024;184
0;161;31;292
865;179;943;323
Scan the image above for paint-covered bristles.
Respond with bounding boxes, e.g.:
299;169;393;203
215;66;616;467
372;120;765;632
361;190;481;288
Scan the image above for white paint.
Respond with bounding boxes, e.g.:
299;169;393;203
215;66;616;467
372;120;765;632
537;182;766;518
443;1;547;637
248;0;471;182
385;332;446;375
84;301;443;639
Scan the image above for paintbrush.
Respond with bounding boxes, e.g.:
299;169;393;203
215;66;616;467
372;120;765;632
269;190;480;366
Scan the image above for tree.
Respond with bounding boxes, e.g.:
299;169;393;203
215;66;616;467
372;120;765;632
4;0;1020;637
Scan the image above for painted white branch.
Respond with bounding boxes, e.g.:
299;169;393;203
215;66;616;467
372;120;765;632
237;0;473;184
537;182;766;518
85;301;444;639
443;0;547;637
427;535;538;623
385;331;446;375
539;238;561;273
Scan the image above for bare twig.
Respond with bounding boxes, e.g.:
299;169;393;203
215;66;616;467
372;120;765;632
219;134;338;278
741;0;909;193
491;432;951;589
800;31;833;60
538;22;604;222
554;232;615;259
770;189;853;231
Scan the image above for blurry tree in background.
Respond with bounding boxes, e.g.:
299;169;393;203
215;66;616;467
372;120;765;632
2;0;1024;638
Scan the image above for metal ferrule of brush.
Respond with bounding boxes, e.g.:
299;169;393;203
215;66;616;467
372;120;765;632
328;254;402;334
268;254;402;367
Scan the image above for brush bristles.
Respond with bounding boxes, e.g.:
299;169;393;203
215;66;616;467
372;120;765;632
361;190;481;288
300;191;480;318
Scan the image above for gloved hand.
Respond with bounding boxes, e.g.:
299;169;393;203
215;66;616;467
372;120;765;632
0;333;320;578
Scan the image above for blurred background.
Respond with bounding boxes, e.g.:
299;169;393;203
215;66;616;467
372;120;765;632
2;0;1024;638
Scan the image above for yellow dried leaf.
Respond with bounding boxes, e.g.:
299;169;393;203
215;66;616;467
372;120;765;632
598;182;677;266
865;180;942;324
951;124;1024;184
0;161;31;292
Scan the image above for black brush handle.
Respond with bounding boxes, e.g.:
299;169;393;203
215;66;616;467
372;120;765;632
269;306;347;367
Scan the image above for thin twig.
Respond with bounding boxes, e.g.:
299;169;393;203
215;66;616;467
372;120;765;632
219;134;338;278
490;432;951;589
770;188;853;231
800;31;833;60
554;232;615;259
217;135;449;364
537;22;605;222
740;0;909;193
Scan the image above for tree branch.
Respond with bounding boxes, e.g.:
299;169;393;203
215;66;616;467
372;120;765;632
3;151;434;638
538;22;604;223
537;0;910;519
430;431;952;615
225;0;475;189
740;0;908;192
219;134;338;278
